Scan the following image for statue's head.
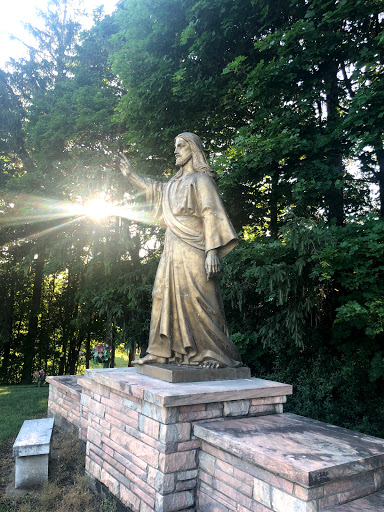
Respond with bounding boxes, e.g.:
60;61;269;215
175;132;216;179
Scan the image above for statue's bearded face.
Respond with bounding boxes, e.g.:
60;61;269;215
174;137;192;167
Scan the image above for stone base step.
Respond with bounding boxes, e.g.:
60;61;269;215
194;413;384;512
324;489;384;511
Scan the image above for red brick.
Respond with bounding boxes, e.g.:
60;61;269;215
89;400;106;418
206;402;224;411
199;470;213;487
216;458;234;476
92;443;126;476
248;404;278;415
176;479;196;491
159;422;191;443
157;490;195;511
104;412;126;431
106;404;139;427
103;460;130;488
126;424;166;453
120;485;140;512
177;440;200;451
323;471;375;499
215;468;252;497
294;483;324;501
103;444;114;458
159;450;197;473
101;435;148;473
86;459;102;481
98;416;111;431
214;478;255;510
178;410;222;422
87;425;102;447
100;468;119;495
110;426;159;467
90;419;109;439
139;503;154;512
199;481;237;510
81;378;110;398
131;385;145;400
87;447;104;469
202;442;294;495
179;404;206;413
250;396;286;405
198;489;231;512
234;467;254;487
124;465;156;498
131;484;155;508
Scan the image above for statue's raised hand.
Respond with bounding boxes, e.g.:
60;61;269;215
119;152;134;177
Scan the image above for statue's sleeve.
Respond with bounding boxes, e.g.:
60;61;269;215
143;178;165;223
196;174;238;258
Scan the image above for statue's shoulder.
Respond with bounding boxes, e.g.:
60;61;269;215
193;171;216;188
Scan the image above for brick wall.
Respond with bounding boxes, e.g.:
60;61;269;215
80;376;287;512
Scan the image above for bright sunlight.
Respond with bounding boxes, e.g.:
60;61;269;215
79;198;116;220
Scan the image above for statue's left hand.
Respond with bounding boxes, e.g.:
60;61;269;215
205;249;220;280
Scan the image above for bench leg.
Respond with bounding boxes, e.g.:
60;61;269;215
15;454;49;489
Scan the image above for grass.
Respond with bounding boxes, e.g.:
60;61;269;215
0;385;49;443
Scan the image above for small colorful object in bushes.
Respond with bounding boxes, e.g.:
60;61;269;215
92;343;111;366
34;369;47;387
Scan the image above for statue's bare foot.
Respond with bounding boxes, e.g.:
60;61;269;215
132;355;168;365
168;355;182;366
200;361;222;369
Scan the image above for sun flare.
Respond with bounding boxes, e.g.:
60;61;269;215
84;199;114;220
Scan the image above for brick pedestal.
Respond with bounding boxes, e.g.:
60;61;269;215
194;414;384;512
47;375;86;440
79;368;292;512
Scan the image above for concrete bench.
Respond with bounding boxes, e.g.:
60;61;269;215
13;417;54;489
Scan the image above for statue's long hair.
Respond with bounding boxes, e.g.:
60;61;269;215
175;132;216;180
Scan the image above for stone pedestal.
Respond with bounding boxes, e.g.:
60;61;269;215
194;413;384;512
79;368;292;512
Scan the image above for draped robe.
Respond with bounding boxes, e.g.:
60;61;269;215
142;170;241;367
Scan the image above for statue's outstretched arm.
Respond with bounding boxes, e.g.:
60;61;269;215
119;152;148;192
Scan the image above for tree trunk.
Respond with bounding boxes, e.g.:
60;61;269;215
375;147;384;218
21;255;44;384
128;348;135;367
85;329;91;369
0;270;15;382
270;168;279;238
325;61;344;226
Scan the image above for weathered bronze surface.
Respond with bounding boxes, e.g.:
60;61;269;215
119;132;242;368
137;364;251;383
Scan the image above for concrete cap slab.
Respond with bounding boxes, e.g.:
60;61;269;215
13;418;54;457
83;367;292;407
194;414;384;487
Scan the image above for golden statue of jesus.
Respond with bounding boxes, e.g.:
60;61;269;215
120;132;242;368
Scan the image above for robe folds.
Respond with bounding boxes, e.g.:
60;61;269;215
143;171;242;367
